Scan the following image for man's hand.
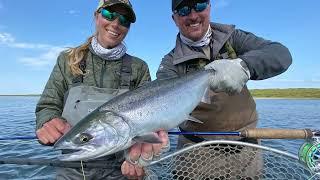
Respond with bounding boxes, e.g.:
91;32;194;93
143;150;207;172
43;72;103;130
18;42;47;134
36;118;71;145
121;130;169;179
205;58;250;94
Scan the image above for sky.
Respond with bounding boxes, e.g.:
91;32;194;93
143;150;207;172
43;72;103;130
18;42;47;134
0;0;319;95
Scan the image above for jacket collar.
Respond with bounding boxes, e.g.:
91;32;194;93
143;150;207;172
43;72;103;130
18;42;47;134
172;22;235;65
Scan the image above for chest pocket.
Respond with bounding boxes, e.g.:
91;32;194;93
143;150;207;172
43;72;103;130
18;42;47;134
72;52;133;90
214;41;237;60
186;58;208;74
183;41;237;75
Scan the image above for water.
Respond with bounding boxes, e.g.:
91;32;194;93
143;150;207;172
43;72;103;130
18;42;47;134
0;96;319;179
0;96;58;180
256;99;320;155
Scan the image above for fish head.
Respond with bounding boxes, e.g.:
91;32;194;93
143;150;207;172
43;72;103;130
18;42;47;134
54;110;129;161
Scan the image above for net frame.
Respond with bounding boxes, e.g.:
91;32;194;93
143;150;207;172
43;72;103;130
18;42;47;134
144;140;320;180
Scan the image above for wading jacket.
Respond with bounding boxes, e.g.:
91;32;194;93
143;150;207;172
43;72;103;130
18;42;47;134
35;49;151;130
157;22;292;140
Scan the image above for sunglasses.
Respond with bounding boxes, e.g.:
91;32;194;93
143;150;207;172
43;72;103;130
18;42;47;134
99;8;131;28
174;1;209;17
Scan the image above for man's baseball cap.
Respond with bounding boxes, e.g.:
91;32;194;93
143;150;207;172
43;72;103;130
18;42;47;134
172;0;209;11
172;0;184;11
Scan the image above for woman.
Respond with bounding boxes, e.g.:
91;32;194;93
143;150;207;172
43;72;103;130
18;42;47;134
35;0;167;179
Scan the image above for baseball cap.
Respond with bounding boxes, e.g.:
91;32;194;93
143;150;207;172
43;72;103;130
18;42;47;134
97;0;136;23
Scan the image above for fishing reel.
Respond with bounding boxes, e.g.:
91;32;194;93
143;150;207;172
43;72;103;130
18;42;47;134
299;130;320;172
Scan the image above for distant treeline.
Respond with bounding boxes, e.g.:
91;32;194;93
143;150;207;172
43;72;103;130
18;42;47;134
0;94;40;97
250;88;320;98
1;89;320;98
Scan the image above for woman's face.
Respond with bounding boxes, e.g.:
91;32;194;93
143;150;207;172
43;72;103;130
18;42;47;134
95;5;130;49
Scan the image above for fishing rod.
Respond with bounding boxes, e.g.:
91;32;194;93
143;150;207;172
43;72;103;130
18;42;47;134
0;136;38;141
0;158;120;168
169;128;319;139
0;128;319;171
0;128;318;141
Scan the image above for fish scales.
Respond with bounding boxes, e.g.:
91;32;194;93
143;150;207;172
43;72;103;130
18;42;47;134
54;70;212;161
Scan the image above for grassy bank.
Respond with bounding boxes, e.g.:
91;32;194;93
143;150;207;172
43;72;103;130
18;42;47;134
250;88;320;99
1;89;320;99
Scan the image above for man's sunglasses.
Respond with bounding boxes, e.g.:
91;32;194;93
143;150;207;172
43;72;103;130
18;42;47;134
99;8;131;28
174;1;209;17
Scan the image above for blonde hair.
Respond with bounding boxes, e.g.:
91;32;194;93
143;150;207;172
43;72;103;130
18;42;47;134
67;35;94;76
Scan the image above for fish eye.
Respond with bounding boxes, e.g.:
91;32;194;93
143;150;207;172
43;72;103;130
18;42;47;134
79;133;93;143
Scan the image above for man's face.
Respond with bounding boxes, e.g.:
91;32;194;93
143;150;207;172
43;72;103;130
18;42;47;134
173;0;211;41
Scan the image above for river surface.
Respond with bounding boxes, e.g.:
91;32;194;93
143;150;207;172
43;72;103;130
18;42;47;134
0;96;319;179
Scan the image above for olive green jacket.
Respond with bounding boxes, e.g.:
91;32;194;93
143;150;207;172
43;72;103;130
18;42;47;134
35;50;151;130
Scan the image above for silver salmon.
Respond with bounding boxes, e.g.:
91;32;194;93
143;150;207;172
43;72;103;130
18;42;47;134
54;70;212;161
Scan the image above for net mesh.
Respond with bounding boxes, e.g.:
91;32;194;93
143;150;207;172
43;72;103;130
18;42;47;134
144;141;319;180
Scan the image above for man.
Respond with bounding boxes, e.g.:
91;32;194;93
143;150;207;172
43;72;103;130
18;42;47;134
158;0;291;145
155;0;292;178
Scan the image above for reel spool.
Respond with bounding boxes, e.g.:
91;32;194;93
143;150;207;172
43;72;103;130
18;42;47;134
299;131;320;172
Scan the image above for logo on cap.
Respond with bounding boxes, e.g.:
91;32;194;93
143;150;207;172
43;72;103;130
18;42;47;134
119;0;129;4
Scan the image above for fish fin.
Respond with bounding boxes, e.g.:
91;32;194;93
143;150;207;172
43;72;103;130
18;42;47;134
133;133;162;144
187;116;203;124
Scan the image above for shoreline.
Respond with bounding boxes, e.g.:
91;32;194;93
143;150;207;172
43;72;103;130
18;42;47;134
0;95;319;100
1;88;320;99
253;97;320;100
0;95;40;97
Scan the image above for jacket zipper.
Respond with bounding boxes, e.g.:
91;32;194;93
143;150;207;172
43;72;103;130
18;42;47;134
100;61;106;88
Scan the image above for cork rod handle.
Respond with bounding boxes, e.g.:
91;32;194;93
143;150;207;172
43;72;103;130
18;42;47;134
241;128;313;139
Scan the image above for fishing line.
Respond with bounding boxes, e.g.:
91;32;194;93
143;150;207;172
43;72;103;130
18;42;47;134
0;158;120;168
81;160;86;180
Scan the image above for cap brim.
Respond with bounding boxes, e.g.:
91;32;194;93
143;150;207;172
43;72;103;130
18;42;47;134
172;0;184;11
103;3;136;23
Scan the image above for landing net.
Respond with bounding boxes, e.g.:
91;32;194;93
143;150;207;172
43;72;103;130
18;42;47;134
144;140;319;180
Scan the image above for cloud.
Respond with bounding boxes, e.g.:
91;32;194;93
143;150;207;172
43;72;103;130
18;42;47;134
265;79;320;83
0;32;57;49
249;82;315;89
10;42;54;49
310;79;320;83
19;46;67;67
67;9;80;16
248;77;320;89
213;0;230;9
1;32;69;67
0;32;14;43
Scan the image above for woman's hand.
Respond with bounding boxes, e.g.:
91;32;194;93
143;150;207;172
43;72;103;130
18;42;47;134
121;130;169;179
36;118;71;145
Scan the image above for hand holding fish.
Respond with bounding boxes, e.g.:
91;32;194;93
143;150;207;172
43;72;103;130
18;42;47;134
205;58;250;94
121;130;169;179
36;118;71;145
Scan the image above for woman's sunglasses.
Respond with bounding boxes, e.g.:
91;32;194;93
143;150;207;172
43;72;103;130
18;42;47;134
99;8;131;28
174;1;209;17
